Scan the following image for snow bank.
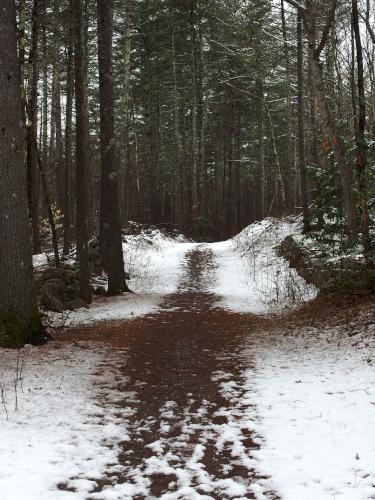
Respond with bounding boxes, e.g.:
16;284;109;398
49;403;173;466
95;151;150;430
205;218;317;314
42;218;316;325
49;231;196;327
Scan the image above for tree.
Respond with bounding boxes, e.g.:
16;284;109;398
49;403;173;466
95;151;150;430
0;0;42;347
352;0;372;261
97;0;127;294
26;0;42;253
63;13;75;255
73;0;91;302
297;11;310;232
285;0;357;241
7;0;375;254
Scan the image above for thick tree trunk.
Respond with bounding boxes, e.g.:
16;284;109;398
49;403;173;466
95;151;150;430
310;56;357;240
17;0;27;125
0;0;41;347
304;1;357;240
73;0;91;302
41;19;48;172
97;0;127;294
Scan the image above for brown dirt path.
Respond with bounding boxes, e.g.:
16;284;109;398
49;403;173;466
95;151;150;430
60;248;279;499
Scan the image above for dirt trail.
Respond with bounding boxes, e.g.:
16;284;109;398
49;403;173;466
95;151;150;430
62;248;278;499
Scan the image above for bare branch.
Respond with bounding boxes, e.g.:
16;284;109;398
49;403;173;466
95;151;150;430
364;0;375;44
283;0;309;33
283;0;306;11
315;0;337;58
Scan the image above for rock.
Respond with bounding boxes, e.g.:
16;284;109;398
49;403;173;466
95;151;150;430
36;264;86;311
40;292;64;313
278;234;375;295
39;280;66;298
65;298;87;311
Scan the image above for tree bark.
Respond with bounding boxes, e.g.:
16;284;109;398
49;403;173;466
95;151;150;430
170;3;183;228
17;0;27;126
51;3;65;213
280;0;294;211
0;0;41;346
190;2;199;215
297;0;358;241
97;0;127;294
120;0;133;224
63;18;74;255
26;0;41;253
352;0;372;260
297;11;310;232
73;0;91;302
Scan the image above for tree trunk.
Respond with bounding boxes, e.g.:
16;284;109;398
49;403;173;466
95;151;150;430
303;1;357;241
264;99;287;213
352;0;372;260
73;0;91;302
310;56;357;240
280;0;294;211
35;142;61;267
170;3;183;228
17;0;27;126
0;0;41;347
190;2;198;215
297;11;310;232
120;0;133;224
63;19;74;255
97;0;127;294
51;3;65;213
26;0;41;253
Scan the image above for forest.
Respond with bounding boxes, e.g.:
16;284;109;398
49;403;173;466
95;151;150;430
1;0;375;499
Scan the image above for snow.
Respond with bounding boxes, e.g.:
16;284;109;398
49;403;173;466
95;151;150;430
49;231;197;327
33;252;49;269
5;218;374;499
242;327;375;500
0;343;131;500
205;218;317;313
45;218;316;326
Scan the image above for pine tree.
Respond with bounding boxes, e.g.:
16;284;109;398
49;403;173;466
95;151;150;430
97;0;126;294
0;0;42;347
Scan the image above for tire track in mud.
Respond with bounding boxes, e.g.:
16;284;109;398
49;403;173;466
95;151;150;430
61;248;280;500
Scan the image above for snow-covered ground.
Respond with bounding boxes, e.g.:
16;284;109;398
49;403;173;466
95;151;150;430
47;217;316;328
0;343;132;500
2;218;374;499
247;331;375;500
206;218;316;313
50;231;197;327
